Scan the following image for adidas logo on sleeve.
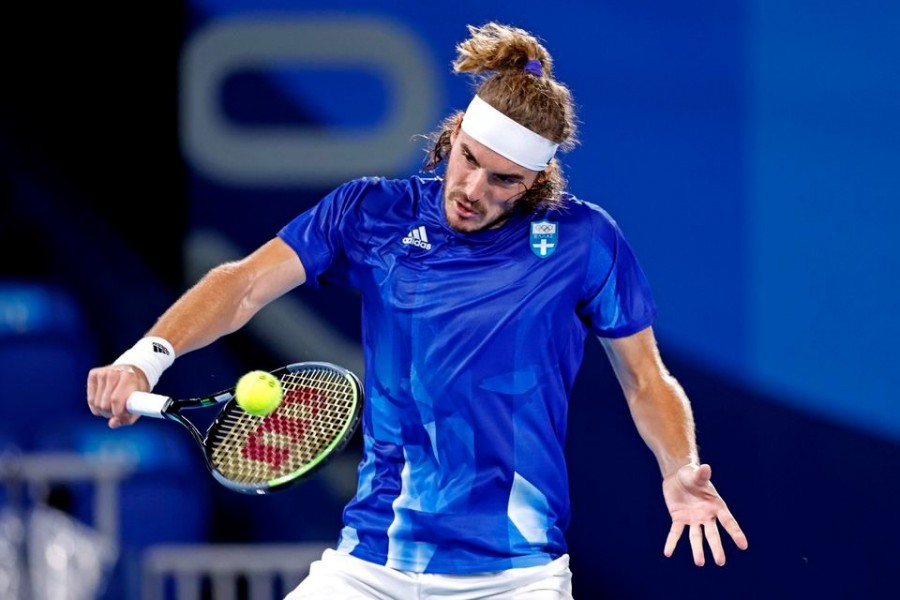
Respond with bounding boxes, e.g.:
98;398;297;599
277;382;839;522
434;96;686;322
402;225;432;250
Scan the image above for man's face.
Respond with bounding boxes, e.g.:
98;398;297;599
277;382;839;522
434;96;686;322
443;128;541;233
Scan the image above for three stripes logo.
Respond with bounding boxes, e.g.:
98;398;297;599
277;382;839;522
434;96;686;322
402;225;432;250
151;342;171;356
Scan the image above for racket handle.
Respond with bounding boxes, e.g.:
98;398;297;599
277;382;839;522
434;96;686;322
126;391;170;417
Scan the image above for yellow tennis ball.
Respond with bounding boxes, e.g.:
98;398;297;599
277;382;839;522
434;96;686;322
235;370;283;416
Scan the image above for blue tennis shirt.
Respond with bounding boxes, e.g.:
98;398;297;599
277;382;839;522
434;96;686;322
278;175;656;574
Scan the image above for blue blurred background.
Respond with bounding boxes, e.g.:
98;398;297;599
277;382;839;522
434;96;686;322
2;1;898;598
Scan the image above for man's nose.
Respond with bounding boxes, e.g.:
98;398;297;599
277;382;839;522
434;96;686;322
464;169;488;203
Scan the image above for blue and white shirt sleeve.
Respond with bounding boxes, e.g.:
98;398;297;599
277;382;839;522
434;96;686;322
276;178;373;287
578;205;657;338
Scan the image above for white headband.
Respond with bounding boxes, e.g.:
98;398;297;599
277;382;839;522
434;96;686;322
460;95;559;171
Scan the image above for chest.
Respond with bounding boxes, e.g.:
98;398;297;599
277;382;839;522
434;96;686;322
354;220;582;319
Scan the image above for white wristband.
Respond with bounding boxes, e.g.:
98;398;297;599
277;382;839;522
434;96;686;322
113;336;176;390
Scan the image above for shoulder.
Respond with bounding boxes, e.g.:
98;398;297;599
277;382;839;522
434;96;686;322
545;194;624;242
338;174;440;193
334;175;440;205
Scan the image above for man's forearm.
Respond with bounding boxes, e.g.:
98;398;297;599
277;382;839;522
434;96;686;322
147;261;259;356
626;373;699;477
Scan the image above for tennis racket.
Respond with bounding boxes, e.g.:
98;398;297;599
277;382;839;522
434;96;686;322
126;361;363;495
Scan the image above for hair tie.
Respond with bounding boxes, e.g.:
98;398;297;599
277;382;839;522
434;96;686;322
523;59;542;76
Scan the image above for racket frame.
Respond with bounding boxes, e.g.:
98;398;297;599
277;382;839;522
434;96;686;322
129;361;363;495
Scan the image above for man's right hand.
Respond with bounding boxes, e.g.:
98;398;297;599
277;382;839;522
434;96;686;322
86;364;148;428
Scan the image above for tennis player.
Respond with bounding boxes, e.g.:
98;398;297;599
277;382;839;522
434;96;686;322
87;22;747;598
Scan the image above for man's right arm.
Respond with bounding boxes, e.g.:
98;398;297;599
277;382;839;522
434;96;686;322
86;237;307;428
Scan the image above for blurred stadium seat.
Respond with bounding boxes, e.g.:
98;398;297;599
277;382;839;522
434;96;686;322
0;280;213;598
30;404;214;600
31;417;212;548
0;280;208;530
0;279;95;449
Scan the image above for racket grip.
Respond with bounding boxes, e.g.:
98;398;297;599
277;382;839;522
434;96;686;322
126;391;170;417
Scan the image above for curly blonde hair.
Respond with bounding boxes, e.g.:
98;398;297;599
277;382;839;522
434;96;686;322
423;22;579;212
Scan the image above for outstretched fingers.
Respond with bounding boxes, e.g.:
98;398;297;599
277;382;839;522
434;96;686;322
665;520;734;566
704;520;725;566
718;508;749;551
661;463;749;566
663;522;684;558
689;523;705;566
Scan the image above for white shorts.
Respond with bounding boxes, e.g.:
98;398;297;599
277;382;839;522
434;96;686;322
285;549;574;600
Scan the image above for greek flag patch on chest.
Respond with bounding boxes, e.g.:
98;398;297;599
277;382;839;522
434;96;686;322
530;220;558;258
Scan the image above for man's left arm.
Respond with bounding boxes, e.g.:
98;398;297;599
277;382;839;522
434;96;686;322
600;326;749;566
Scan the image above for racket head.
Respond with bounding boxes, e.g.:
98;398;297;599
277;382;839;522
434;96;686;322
203;361;363;494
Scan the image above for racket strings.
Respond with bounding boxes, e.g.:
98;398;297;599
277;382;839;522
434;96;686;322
207;367;358;485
